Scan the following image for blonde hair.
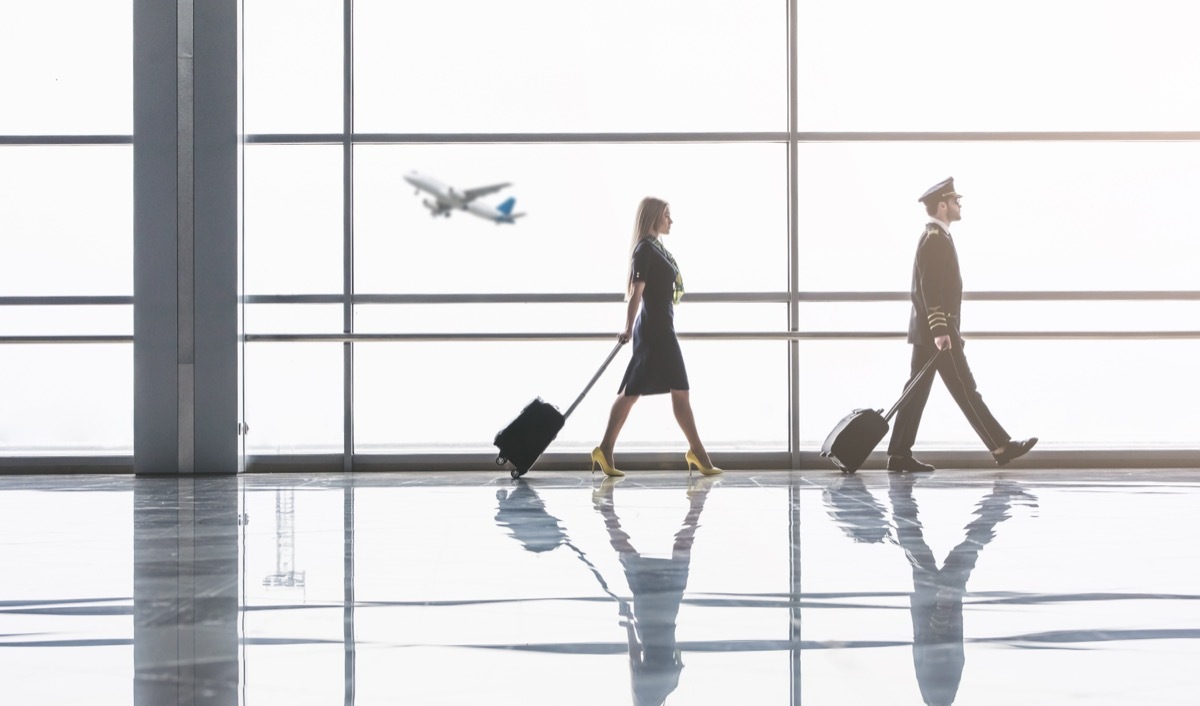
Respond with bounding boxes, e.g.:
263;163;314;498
626;197;669;298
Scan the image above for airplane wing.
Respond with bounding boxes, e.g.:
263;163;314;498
461;182;511;202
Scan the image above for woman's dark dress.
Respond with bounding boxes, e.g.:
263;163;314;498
617;238;689;395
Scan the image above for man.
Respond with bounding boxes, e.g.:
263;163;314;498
886;177;1037;473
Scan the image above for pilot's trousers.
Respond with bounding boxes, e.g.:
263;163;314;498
886;343;1010;457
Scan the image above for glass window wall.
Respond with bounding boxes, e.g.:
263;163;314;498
242;0;343;134
795;141;1200;293
8;2;1193;463
353;143;787;295
0;146;133;297
0;0;132;135
795;0;1200;131
354;0;784;133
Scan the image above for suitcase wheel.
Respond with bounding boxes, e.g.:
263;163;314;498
495;456;507;466
510;468;521;479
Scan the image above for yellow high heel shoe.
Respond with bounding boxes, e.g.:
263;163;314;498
685;449;723;476
591;447;624;477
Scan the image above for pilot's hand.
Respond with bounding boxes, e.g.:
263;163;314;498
934;334;952;351
618;330;632;344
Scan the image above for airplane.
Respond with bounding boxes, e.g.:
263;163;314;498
403;171;526;224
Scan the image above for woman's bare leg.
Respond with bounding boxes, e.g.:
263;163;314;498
671;389;713;467
599;394;639;461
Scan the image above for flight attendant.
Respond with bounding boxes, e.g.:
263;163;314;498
591;197;721;477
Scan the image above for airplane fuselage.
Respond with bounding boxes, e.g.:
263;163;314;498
404;173;466;209
403;171;524;224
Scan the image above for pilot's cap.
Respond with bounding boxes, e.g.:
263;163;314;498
918;177;961;204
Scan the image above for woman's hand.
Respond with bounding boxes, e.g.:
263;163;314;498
618;329;632;344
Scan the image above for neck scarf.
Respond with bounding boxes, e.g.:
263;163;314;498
648;237;685;304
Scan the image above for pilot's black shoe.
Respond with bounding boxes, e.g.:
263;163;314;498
887;455;935;473
993;437;1038;466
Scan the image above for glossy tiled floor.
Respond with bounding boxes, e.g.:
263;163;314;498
2;468;1199;705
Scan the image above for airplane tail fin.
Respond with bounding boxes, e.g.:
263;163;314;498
496;197;517;216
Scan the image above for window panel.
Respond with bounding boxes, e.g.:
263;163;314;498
796;141;1200;291
244;145;343;295
0;344;132;455
797;300;1200;333
355;143;786;295
245;304;343;335
796;0;1200;131
354;302;785;334
798;301;910;333
799;340;1200;448
965;300;1200;333
243;0;343;134
0;1;132;135
0;146;132;296
355;0;784;133
354;339;786;454
0;306;131;336
244;343;342;454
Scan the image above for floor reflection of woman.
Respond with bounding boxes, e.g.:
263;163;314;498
591;197;721;478
592;475;720;706
887;474;1038;706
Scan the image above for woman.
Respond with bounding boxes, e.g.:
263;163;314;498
591;197;721;478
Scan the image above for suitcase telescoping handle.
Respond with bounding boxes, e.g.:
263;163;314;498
884;350;942;422
562;341;625;420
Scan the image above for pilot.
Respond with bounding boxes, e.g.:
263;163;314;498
885;177;1038;472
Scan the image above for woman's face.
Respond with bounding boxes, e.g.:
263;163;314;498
655;206;673;235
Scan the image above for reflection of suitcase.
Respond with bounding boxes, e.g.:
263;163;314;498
821;352;941;473
494;343;624;479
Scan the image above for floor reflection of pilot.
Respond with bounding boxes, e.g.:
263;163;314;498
593;475;720;706
887;474;1038;706
822;473;892;545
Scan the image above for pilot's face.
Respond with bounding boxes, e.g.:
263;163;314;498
656;206;673;235
945;196;962;223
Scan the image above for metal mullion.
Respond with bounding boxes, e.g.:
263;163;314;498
242;130;1200;145
235;290;1200;306
3;291;1194;309
353;292;790;305
795;131;1200;142
786;1;803;704
787;0;801;472
245;132;789;145
0;296;134;306
235;292;736;305
243;330;1200;344
0;336;133;344
354;132;789;144
342;0;355;474
0;136;133;145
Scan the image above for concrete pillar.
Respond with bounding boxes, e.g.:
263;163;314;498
134;0;238;474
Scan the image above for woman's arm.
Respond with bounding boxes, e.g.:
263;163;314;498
619;281;645;343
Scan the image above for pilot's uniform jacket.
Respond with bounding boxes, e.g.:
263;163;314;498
907;223;962;347
888;222;1011;456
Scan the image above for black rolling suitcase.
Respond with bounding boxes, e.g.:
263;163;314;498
495;342;624;479
821;351;941;473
